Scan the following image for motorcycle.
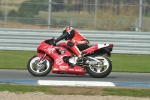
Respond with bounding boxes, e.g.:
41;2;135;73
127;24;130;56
27;38;113;78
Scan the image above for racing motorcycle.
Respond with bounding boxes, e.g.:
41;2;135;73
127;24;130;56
27;38;113;78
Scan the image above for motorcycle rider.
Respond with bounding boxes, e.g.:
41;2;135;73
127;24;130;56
53;26;90;67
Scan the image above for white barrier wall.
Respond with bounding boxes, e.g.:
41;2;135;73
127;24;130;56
0;28;150;54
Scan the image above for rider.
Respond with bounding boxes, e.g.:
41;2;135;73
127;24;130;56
53;26;90;62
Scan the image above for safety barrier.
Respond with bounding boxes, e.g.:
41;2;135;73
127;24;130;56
0;28;150;54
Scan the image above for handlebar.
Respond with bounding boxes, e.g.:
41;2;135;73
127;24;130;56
45;38;56;46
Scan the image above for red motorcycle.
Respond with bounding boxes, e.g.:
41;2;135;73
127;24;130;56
27;38;113;78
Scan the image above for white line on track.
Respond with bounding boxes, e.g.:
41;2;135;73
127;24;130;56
38;80;116;87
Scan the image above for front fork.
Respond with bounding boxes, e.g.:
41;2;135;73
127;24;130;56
38;53;47;65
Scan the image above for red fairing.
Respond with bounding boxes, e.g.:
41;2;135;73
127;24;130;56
57;42;67;47
36;53;51;61
36;41;85;75
52;65;85;75
82;44;99;54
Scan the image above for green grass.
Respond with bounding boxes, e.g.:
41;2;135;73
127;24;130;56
0;50;36;70
111;54;150;72
0;84;150;98
0;50;150;72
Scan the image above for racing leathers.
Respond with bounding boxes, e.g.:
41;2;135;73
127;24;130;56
55;26;90;57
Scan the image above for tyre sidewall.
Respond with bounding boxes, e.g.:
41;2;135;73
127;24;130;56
27;55;52;76
86;56;112;78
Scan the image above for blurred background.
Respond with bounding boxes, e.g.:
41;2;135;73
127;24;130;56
0;0;150;31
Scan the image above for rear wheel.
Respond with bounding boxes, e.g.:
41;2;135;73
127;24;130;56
27;55;52;76
86;56;112;78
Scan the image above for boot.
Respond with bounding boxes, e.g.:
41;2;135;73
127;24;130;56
77;52;87;62
68;62;75;68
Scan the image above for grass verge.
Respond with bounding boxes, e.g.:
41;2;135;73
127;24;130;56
0;50;150;73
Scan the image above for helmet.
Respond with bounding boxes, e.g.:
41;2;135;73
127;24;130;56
63;26;74;33
63;26;75;40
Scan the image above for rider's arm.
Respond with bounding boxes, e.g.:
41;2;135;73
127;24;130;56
55;31;70;43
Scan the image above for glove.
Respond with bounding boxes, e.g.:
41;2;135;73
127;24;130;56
52;39;56;46
49;39;56;46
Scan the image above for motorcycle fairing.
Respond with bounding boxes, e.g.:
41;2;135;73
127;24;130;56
37;41;85;75
82;44;113;56
98;44;113;56
52;65;85;75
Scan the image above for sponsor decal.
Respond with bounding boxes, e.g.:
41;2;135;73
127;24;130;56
77;41;86;44
69;69;74;71
47;46;55;54
98;44;109;49
59;66;68;69
56;55;66;65
75;69;82;72
53;68;58;70
55;55;68;66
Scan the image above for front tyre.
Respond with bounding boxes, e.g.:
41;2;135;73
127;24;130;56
86;56;112;78
27;55;52;76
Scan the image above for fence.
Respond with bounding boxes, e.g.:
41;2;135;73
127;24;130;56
0;28;150;55
0;0;150;31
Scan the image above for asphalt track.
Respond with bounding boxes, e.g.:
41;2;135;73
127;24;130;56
0;69;150;87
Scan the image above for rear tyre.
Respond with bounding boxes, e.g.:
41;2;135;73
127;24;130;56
27;55;52;76
86;56;112;78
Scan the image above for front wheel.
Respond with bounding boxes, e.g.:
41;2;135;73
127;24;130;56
86;56;112;78
27;55;52;76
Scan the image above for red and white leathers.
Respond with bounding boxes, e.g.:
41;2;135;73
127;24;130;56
55;26;89;57
68;30;88;57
